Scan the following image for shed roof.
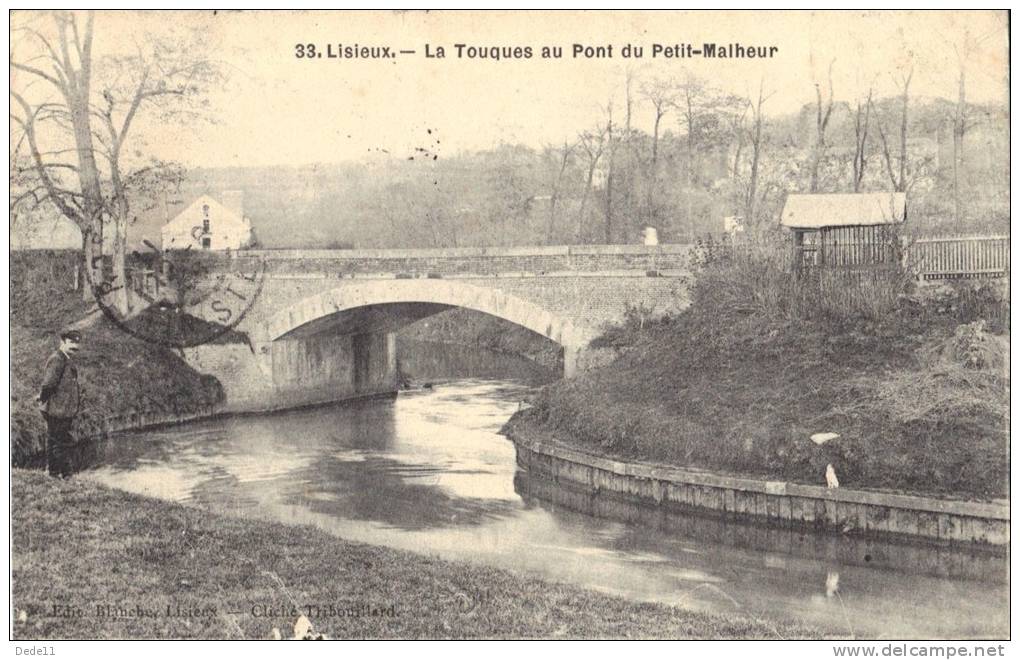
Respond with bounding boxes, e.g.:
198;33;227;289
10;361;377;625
780;193;906;229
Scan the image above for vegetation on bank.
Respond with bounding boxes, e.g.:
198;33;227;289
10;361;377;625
507;247;1009;500
11;470;826;640
11;251;225;465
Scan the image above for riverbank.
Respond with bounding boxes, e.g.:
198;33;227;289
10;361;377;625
11;469;825;639
512;253;1009;501
11;251;227;465
506;429;1009;547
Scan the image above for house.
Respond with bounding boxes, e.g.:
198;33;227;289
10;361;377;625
780;192;906;270
161;191;253;251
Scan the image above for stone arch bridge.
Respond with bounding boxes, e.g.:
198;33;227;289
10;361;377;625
182;245;692;413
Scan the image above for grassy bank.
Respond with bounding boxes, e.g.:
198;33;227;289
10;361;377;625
11;251;226;465
508;251;1009;500
11;470;825;640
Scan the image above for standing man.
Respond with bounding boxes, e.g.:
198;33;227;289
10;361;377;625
37;329;82;478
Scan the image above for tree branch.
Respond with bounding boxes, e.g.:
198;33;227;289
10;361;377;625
10;61;64;90
10;89;87;227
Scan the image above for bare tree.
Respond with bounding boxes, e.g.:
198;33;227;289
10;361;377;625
639;76;678;227
603;101;617;243
676;72;706;235
745;80;774;225
10;11;222;313
873;67;914;193
576;123;608;242
727;99;749;181
641;77;676;174
11;12;105;300
543;140;576;244
852;89;873;192
673;71;736;239
950;28;981;229
809;59;837;193
616;68;643;240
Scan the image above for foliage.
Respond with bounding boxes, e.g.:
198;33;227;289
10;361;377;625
530;242;1009;500
111;82;1008;250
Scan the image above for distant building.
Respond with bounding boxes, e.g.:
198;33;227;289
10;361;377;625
161;191;253;251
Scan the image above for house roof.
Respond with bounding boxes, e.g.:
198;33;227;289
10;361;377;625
780;192;906;229
163;194;247;231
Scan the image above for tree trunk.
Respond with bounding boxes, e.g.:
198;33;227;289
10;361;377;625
604;119;614;244
686;100;695;242
953;67;966;229
577;167;595;242
111;206;130;315
546;144;571;244
747;121;762;224
898;76;911;194
647;111;662;228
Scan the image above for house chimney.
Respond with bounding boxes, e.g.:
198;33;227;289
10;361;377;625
222;190;244;218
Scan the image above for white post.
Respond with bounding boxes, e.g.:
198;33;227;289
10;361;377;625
563;345;581;378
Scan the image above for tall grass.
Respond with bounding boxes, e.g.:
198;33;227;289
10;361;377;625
515;234;1010;499
692;236;914;324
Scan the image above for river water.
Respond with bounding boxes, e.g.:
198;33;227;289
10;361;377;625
82;342;1008;639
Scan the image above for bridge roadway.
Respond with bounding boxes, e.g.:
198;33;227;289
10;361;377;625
182;244;694;414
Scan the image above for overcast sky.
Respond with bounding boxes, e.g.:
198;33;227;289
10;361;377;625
11;10;1010;169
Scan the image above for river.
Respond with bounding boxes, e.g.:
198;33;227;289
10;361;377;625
81;341;1008;639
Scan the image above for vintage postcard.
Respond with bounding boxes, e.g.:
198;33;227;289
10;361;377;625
8;9;1010;647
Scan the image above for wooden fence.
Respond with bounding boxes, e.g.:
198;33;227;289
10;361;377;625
699;232;1009;282
908;235;1010;280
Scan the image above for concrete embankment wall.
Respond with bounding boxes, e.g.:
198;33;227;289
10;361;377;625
183;332;397;414
511;434;1009;547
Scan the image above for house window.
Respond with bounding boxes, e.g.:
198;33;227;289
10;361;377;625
202;204;210;234
202;236;211;249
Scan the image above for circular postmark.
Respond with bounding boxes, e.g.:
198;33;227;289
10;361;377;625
84;227;267;349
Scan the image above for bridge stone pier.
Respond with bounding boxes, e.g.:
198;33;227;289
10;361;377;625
183;244;693;413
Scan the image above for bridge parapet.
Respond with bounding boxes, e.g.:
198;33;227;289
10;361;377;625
227;244;692;277
180;244;694;413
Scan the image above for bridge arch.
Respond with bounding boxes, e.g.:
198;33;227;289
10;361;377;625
259;279;598;375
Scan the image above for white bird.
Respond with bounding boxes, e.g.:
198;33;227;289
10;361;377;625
811;432;840;445
825;464;840;489
825;571;840;598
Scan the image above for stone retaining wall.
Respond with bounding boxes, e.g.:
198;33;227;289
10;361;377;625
511;433;1009;547
88;390;399;441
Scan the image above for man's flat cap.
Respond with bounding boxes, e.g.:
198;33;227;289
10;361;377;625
59;329;83;342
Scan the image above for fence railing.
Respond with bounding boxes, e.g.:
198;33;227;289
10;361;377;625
908;235;1010;280
696;232;1009;282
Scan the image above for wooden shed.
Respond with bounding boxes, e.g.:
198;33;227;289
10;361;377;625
781;192;906;272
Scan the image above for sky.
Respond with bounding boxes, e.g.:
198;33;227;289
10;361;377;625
10;9;1010;169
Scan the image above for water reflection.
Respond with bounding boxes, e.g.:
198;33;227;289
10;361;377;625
80;343;1008;639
